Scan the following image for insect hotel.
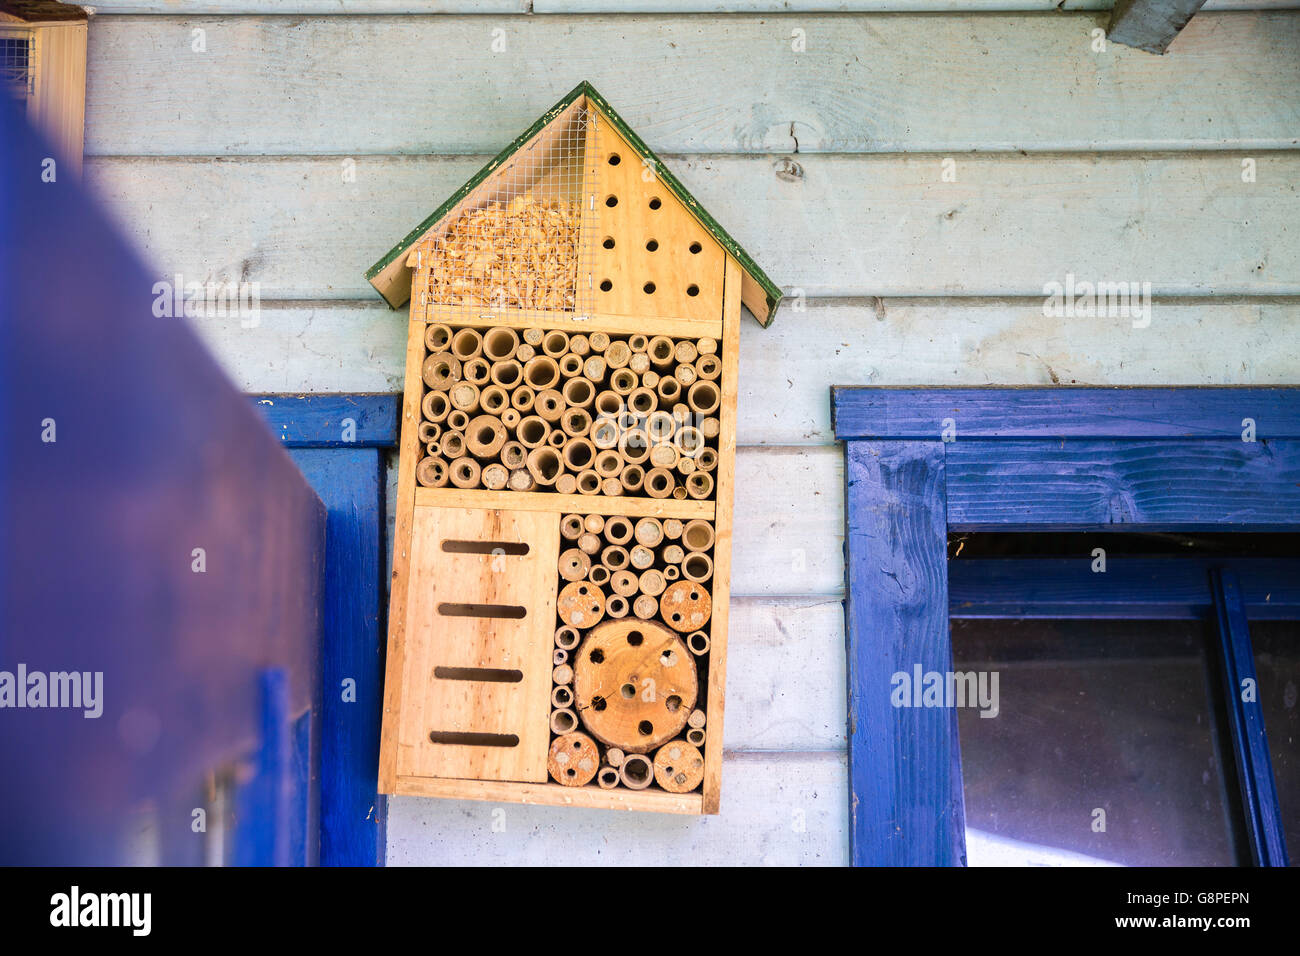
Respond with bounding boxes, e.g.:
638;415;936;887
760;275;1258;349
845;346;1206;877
370;82;781;814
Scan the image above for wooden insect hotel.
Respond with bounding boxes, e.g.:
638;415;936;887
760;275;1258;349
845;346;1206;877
369;81;781;814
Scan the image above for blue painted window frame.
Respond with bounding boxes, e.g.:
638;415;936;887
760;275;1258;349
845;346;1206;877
252;394;399;867
831;387;1300;867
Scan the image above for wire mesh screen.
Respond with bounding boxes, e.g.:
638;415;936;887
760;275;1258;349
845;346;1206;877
419;103;599;319
0;33;34;99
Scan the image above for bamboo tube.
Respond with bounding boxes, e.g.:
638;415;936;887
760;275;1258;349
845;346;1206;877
482;462;509;490
672;487;688;500
578;531;602;555
594;391;623;420
440;431;465;459
556;473;578;495
502;441;528;470
418;420;441;444
490;359;523;390
675;363;698;387
553;664;574;686
687;709;706;729
465;415;507;457
451;328;483;361
508;468;535;492
576;469;601;495
620;753;654;790
644;468;675;499
605;747;626;768
524;355;561;391
562;376;595;409
617;410;641;433
682;551;714;582
649;442;679;469
601;545;630;570
597;766;621;789
523;327;544;347
583;355;607;382
603;516;633;545
672;403;691;426
449;457;481;489
479;384;510;416
663;518;683;541
686;472;714;499
642;369;660;389
696;353;722;381
682;519;715;552
559;353;584;377
560;515;584;540
515;343;535;362
701;416;720;439
556;624;581;649
663;565;680;581
549;708;578;735
594;449;623;478
638;569;666;597
633;594;659;620
606;595;629;619
647;335;674;370
620;428;650;465
602;477;623;496
646;410;675;443
542;329;569;358
526;447;564;487
687;631;710;655
629;545;655;570
663;544;685;565
464;358;491;386
569;333;591;357
581;514;603;534
628;387;657;418
609;368;638;395
675;425;705;459
605;340;632;369
633;517;663;547
562;408;593;439
552;684;574;709
674;340;698;365
697;337;718;356
686;728;706;748
688;380;721;416
619;465;645;494
563;438;596;475
535;388;565;422
422;390;450;423
559;548;591;582
501;408;521;429
589;331;611;353
548;429;567;449
446;409;469;432
425;323;452;352
553;648;569;666
629;352;651;375
610;570;639;597
425;440;440;459
628;333;648;353
516;415;549;449
657;376;682;405
589;565;611;586
676;457;696;476
416;456;449;488
422;353;461;390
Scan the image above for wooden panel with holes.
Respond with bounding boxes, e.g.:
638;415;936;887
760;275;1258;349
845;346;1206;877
396;506;559;782
587;112;725;323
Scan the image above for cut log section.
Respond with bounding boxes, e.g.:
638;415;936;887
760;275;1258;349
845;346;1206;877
653;741;705;793
548;732;600;787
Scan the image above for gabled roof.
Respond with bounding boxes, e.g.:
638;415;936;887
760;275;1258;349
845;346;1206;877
0;1;87;23
365;80;781;327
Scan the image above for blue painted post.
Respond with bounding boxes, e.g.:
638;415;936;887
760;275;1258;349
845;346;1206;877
235;670;293;867
1210;569;1290;867
843;440;965;866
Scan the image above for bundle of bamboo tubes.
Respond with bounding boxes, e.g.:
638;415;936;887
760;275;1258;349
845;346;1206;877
417;325;722;500
548;513;714;792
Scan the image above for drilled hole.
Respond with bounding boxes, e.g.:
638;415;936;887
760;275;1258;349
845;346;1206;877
689;241;702;254
608;153;621;166
643;282;656;295
638;720;654;736
620;683;636;699
627;631;643;646
666;694;682;712
602;236;615;249
599;279;613;292
645;239;658;252
686;284;699;297
592;695;606;711
590;649;605;664
605;195;619;208
648;197;662;210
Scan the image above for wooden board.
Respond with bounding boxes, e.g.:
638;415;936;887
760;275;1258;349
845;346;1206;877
415;486;715;519
83;14;1300;155
84;1;1300;11
85;152;1300;299
588;111;725;322
396;506;560;782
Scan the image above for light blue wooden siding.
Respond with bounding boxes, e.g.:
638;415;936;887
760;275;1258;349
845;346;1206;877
82;6;1300;866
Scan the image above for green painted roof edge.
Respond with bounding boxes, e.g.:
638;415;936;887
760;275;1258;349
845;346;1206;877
365;80;782;327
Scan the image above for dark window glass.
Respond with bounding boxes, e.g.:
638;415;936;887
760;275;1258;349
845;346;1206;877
952;618;1249;866
1250;622;1300;864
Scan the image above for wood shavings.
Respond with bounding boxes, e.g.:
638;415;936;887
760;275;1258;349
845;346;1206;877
425;194;580;312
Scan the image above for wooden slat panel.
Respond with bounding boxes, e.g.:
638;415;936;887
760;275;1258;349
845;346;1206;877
398;506;559;782
85;153;1300;299
833;386;1300;440
84;14;1300;155
85;0;1300;10
946;439;1300;531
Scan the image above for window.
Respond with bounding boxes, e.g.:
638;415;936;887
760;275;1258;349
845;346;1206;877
832;387;1300;866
